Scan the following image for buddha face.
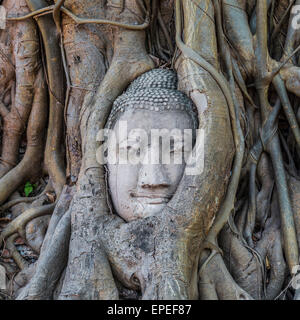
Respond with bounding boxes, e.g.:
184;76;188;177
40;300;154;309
107;108;196;222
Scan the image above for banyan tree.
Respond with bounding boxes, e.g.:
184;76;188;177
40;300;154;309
1;0;300;300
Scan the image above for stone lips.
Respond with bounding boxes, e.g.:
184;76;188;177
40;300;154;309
106;69;199;130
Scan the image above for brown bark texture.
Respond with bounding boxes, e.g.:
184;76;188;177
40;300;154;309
0;0;300;301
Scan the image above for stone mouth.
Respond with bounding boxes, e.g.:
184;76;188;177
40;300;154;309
129;191;172;203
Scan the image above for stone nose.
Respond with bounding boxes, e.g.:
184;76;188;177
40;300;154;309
137;163;171;189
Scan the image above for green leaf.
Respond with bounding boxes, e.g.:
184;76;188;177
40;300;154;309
24;182;34;197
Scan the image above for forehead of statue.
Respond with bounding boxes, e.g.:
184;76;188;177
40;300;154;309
111;108;195;140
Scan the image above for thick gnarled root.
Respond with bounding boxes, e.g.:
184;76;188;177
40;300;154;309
6;234;29;270
0;69;47;205
0;204;55;247
17;209;71;300
198;252;253;300
15;186;73;299
0;0;41;179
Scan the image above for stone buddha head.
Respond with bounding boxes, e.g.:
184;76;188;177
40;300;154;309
105;69;198;222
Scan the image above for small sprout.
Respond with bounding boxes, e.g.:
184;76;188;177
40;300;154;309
24;182;34;197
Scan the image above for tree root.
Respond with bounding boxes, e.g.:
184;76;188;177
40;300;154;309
1;196;44;214
0;204;55;247
256;1;299;274
15;185;73;299
198;251;253;300
8;4;150;30
0;182;53;214
5;234;28;270
0;5;41;179
17;209;71;300
26;0;66;198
